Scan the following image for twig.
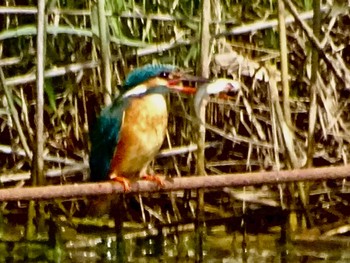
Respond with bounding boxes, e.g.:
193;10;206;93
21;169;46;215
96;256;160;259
0;165;349;201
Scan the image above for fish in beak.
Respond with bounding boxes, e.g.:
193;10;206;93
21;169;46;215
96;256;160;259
194;78;241;121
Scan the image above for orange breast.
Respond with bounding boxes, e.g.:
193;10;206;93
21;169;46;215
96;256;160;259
108;94;168;179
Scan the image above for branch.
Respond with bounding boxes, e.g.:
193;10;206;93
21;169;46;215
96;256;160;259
0;165;349;201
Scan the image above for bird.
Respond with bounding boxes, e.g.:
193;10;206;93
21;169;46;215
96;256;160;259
89;64;196;191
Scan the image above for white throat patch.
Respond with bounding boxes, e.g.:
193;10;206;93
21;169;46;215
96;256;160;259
122;84;148;98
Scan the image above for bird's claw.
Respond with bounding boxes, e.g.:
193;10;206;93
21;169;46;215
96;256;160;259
110;175;131;192
141;174;165;188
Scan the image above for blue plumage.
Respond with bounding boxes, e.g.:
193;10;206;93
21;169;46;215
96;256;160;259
89;98;126;181
122;64;176;91
89;64;177;182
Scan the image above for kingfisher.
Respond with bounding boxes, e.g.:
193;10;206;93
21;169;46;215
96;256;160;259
89;64;195;191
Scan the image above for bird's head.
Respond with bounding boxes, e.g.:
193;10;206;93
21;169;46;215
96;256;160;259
121;64;195;98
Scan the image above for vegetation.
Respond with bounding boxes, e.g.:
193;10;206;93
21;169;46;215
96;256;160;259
0;0;350;261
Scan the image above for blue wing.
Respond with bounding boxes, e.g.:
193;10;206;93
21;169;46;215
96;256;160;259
89;98;128;181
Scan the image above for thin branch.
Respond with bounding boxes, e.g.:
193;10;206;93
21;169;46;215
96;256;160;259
0;165;349;201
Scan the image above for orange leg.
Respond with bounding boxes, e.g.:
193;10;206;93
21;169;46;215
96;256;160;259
141;174;165;187
110;174;131;192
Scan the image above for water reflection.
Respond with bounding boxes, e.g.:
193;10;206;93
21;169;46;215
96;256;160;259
2;216;350;262
2;188;350;262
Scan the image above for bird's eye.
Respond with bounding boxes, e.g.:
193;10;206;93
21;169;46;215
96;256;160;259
158;71;170;79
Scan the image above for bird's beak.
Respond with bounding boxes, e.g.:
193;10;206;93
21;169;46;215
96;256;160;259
166;71;210;94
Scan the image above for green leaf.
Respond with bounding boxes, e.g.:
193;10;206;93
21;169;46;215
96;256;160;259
44;79;57;112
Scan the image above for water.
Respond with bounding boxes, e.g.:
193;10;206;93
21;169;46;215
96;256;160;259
1;188;350;262
1;215;350;262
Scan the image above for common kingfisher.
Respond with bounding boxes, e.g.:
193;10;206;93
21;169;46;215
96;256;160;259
89;64;194;191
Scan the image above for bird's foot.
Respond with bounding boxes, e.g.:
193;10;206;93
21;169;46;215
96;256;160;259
141;174;165;188
110;175;131;192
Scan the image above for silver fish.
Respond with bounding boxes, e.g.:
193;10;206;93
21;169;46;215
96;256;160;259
194;78;241;122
